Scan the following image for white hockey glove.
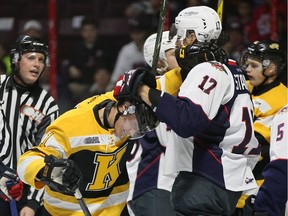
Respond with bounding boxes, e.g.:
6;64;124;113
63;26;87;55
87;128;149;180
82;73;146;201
39;155;83;195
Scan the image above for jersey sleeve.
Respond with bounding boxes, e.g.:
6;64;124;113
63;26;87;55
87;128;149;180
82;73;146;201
17;121;71;189
254;105;288;214
269;105;288;161
155;62;233;138
156;67;182;96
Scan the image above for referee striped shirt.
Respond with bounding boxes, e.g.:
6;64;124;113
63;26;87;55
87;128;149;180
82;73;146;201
0;74;59;203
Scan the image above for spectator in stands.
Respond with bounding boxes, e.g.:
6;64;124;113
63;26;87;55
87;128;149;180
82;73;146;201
125;0;182;32
22;20;43;41
110;13;153;85
248;0;287;43
67;17;112;104
0;61;6;75
222;17;245;61
236;0;253;46
87;66;113;96
0;41;11;75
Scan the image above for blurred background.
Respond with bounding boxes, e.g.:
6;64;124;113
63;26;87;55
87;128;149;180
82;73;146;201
0;0;286;113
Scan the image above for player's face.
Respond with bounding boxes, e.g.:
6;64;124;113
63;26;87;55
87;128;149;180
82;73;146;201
114;104;141;139
245;58;266;87
17;52;45;85
165;48;178;70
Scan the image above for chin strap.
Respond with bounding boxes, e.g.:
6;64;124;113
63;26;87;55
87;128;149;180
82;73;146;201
103;101;115;129
103;101;125;129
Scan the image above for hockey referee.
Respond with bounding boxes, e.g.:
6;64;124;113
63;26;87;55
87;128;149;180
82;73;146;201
0;35;59;215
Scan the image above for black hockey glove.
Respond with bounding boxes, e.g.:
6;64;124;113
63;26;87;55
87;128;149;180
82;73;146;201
113;68;156;102
243;195;269;216
39;155;83;195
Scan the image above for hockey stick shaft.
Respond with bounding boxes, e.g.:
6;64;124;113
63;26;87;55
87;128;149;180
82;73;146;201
217;0;224;22
151;0;168;75
74;188;91;216
7;180;19;216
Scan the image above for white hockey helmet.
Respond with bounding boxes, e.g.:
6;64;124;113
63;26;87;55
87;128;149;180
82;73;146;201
144;31;177;67
174;6;222;42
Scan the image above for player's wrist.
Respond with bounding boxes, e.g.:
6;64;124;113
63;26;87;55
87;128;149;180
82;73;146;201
148;88;161;110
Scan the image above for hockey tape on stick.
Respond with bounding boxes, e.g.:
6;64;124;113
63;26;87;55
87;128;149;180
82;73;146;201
151;0;168;75
74;188;91;216
217;0;224;22
7;181;18;216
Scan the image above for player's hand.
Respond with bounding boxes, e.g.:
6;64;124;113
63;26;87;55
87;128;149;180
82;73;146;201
113;68;156;102
39;155;83;195
0;177;24;201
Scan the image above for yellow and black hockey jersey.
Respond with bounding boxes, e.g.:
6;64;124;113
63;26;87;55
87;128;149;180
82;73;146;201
18;91;133;216
247;81;287;143
156;67;182;95
237;81;287;208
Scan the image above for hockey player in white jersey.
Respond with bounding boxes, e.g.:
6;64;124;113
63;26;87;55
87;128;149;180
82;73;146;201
114;6;260;215
126;31;178;216
244;104;288;216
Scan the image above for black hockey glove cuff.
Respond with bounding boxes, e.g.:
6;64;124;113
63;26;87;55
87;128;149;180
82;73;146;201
148;88;162;109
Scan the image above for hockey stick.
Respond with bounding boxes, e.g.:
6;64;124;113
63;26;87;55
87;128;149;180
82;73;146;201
74;188;91;216
151;0;168;75
217;0;224;22
7;181;18;216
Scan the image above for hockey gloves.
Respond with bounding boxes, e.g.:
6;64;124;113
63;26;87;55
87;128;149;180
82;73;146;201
0;161;24;202
113;68;156;102
39;155;83;195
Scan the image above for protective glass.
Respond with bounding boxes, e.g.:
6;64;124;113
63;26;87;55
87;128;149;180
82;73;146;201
122;114;143;140
121;105;143;140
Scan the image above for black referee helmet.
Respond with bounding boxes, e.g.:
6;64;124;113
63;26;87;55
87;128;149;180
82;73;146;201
10;35;49;69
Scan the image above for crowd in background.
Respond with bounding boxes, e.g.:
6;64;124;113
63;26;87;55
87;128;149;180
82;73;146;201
0;0;287;114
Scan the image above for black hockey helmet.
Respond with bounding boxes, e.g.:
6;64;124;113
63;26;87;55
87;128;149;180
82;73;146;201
10;35;49;67
240;40;286;73
175;41;228;72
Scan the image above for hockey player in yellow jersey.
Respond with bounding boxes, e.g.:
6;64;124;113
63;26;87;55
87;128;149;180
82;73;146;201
234;40;287;214
17;76;159;216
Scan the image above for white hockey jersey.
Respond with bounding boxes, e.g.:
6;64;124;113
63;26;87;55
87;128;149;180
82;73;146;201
157;60;260;192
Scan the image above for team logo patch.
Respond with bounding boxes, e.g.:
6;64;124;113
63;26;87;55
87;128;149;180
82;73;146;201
211;62;225;72
84;136;100;144
21;105;45;124
245;177;254;184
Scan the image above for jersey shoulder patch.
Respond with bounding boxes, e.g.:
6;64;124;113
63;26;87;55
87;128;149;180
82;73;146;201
209;62;227;74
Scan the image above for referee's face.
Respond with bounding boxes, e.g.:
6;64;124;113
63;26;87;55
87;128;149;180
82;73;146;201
18;52;45;85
